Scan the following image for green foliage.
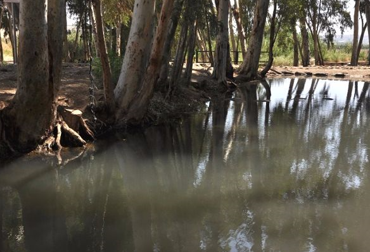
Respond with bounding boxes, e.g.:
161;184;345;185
102;0;134;26
66;29;87;62
92;52;122;87
239;0;257;38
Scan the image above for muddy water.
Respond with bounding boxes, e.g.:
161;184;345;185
0;78;369;252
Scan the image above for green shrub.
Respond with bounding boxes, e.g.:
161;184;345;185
92;52;122;88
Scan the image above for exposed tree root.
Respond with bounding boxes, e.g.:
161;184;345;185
39;106;94;159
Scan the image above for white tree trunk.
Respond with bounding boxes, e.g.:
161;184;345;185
114;0;156;118
124;0;175;123
238;0;269;79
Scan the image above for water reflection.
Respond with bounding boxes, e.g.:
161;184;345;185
1;78;370;251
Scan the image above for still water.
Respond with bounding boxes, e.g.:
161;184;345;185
1;78;370;252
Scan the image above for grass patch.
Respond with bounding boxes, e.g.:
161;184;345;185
1;37;14;62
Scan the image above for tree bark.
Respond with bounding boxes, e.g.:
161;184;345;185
238;0;269;79
0;32;3;65
292;19;299;66
114;0;156;119
300;17;310;66
261;0;278;77
229;7;237;64
231;0;246;57
356;22;367;62
112;27;117;56
1;0;62;152
62;0;71;62
204;2;214;66
72;19;81;61
169;21;188;87
212;0;230;83
158;0;185;85
351;0;360;66
124;0;175;123
6;3;16;63
366;0;370;64
0;6;4;64
92;0;115;112
184;19;197;84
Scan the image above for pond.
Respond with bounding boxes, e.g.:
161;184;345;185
0;78;370;252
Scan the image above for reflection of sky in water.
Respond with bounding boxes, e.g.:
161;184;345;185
1;78;370;252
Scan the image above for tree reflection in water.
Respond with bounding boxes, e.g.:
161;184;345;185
0;78;370;251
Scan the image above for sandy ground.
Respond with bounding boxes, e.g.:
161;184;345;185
0;63;90;110
1;62;369;111
269;65;370;82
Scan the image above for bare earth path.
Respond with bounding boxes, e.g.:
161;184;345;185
0;63;90;110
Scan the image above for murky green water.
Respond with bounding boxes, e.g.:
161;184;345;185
1;78;370;252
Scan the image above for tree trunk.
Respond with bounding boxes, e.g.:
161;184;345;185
1;0;62;152
292;19;299;66
238;0;269;79
92;0;115;112
90;5;100;57
169;22;188;87
62;0;71;62
82;16;89;61
229;7;237;64
72;19;81;61
260;0;278;77
0;32;3;65
310;10;323;65
120;23;130;57
351;0;360;66
357;22;367;62
232;0;246;57
365;0;370;64
184;20;197;84
212;0;230;83
6;3;16;63
300;17;310;66
158;0;185;85
0;6;4;64
204;2;214;66
114;0;156;119
123;0;175;123
112;27;117;56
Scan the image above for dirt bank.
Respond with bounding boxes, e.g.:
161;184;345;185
1;63;369;112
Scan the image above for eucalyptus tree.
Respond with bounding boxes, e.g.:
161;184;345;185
92;0;115;111
169;0;201;89
158;0;185;85
231;0;247;56
365;0;370;64
351;0;360;65
114;0;177;123
0;2;4;64
238;0;269;79
67;0;90;61
102;0;134;55
213;0;232;83
0;0;64;154
260;0;280;76
239;0;257;39
356;2;368;62
352;0;368;65
304;0;352;65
